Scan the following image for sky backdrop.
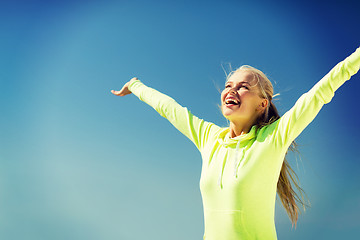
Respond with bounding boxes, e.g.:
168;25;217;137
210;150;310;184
1;0;360;239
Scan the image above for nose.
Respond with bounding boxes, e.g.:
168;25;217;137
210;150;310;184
229;88;238;95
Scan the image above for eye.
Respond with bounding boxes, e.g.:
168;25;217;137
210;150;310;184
240;85;249;90
225;84;231;88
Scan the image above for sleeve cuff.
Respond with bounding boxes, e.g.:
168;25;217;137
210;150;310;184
128;79;143;92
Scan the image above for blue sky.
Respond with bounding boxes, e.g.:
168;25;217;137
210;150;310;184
1;0;360;239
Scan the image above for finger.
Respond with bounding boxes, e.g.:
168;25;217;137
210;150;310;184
111;90;121;96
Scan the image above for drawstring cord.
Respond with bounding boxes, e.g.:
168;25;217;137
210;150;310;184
218;139;242;188
217;151;228;188
234;147;245;178
232;139;242;176
216;127;256;188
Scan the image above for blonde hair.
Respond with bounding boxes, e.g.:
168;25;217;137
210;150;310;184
226;65;308;226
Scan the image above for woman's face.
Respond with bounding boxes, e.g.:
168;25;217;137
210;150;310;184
221;70;267;125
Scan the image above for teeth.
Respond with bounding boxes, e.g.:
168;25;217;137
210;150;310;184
225;98;239;104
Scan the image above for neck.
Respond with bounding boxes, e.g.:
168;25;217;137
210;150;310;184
229;121;255;138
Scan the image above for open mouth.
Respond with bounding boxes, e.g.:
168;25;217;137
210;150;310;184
224;97;240;106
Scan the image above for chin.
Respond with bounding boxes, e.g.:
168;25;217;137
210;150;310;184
222;109;234;118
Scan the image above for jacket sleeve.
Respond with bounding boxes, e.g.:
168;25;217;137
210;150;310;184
274;46;360;147
128;80;220;151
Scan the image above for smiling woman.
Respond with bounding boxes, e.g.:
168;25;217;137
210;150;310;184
222;65;304;217
221;68;269;137
111;46;360;240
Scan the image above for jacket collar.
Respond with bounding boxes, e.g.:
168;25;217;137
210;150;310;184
217;125;257;147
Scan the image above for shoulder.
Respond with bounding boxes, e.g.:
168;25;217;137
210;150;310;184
255;120;280;142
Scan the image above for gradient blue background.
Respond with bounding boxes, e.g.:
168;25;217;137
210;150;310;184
1;0;360;239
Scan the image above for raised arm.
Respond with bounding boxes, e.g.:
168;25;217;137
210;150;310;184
111;78;220;151
274;46;360;147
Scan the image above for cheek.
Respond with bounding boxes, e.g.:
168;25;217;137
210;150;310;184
220;91;227;103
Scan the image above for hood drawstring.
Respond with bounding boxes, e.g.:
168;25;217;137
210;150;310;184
217;139;243;188
216;127;257;188
233;142;245;178
217;151;228;188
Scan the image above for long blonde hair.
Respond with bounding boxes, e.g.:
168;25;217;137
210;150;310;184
226;65;308;226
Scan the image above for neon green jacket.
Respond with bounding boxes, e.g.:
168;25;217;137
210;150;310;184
128;47;360;240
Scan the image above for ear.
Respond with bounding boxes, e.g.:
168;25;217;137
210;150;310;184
261;99;269;108
257;99;269;112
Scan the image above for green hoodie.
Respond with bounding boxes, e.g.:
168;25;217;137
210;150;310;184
128;47;360;240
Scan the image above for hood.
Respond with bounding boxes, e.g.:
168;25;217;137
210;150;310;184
216;126;257;188
217;125;257;146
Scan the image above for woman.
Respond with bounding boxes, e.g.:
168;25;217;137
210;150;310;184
111;47;360;240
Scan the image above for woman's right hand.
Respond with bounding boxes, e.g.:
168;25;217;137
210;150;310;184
111;77;138;97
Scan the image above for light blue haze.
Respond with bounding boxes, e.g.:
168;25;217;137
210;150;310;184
1;0;359;239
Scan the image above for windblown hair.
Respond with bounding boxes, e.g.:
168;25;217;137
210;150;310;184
226;65;308;226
